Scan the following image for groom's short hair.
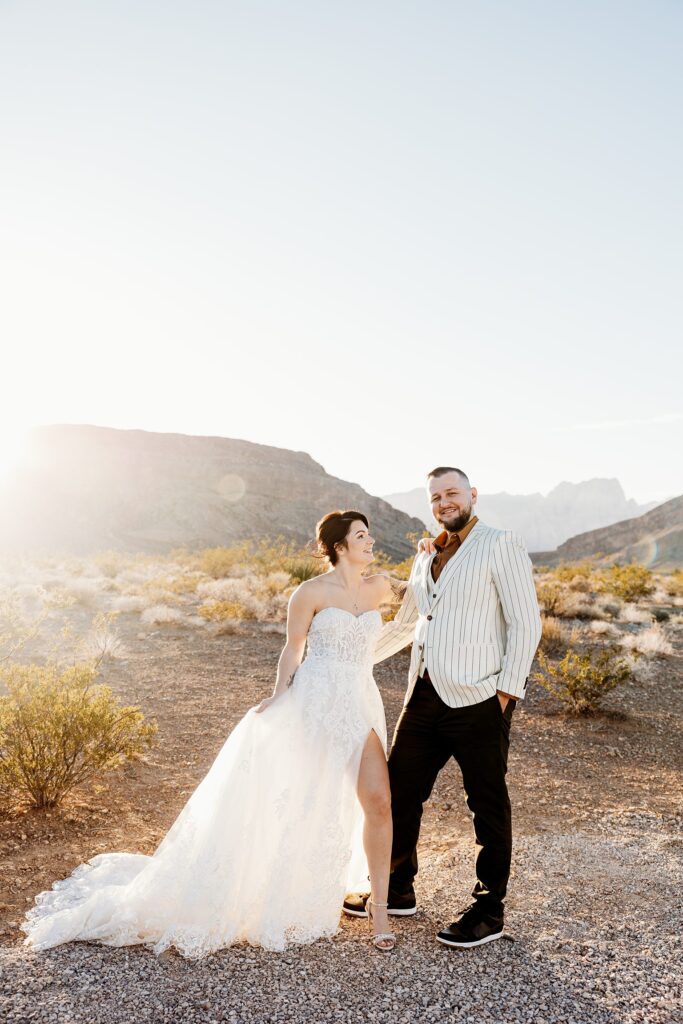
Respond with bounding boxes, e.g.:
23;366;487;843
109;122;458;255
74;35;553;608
427;466;470;487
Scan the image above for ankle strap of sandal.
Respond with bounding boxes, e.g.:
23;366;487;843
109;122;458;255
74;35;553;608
368;899;388;908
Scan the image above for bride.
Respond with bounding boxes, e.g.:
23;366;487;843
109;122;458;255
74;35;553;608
22;510;408;956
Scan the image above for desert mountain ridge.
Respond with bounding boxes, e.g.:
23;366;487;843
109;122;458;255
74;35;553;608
0;425;426;561
384;478;660;553
530;495;683;570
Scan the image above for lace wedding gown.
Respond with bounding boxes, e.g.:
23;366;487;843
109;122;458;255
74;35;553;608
22;608;386;957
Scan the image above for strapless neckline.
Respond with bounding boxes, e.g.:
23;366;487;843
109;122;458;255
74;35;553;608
312;607;382;625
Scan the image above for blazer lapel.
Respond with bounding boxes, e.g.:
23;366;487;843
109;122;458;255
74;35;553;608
413;552;435;614
429;521;485;609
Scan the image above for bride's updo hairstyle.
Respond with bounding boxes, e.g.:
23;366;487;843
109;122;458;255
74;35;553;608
315;510;369;566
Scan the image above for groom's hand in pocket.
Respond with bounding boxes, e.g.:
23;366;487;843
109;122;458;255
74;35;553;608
497;691;513;713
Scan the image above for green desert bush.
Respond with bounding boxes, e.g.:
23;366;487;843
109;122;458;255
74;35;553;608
283;556;322;582
533;646;631;716
0;661;157;809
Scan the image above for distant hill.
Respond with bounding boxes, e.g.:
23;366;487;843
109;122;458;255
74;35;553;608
0;425;426;560
384;478;658;553
530;495;683;570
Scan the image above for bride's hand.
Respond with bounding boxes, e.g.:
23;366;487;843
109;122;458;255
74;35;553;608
255;695;279;714
417;536;437;555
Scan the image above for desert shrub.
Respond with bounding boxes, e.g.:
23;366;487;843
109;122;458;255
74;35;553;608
197;575;286;621
539;616;578;656
42;587;78;610
588;620;620;638
551;561;600;592
552;561;597;584
197;578;247;602
56;578;103;608
621;653;658;685
595;597;622;619
144;574;201;597
198;544;252;579
619;604;653;625
0;662;157;809
0;595;45;663
618;624;673;658
111;594;148;613
141;605;187;626
536;582;566;616
260;571;295;595
663;569;683;598
533;646;631;715
283;557;321;582
199;601;257;621
91;552;128;579
652;607;670;623
560;595;598;620
600;564;654;602
80;612;126;661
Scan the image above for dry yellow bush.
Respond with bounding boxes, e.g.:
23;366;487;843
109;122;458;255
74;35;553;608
536;582;566;616
599;564;654;603
198;601;257;621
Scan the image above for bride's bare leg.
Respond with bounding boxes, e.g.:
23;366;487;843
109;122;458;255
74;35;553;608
357;730;392;938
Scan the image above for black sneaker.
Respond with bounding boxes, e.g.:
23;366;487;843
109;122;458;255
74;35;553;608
342;892;417;918
436;904;504;948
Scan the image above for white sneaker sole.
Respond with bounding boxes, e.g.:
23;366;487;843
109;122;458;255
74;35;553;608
342;905;417;918
436;929;503;948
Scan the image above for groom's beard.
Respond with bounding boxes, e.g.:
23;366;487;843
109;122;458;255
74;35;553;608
436;505;472;534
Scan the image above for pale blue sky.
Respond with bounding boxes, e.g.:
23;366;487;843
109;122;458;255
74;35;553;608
1;1;681;503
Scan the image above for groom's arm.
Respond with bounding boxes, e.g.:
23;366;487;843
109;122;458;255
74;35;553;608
372;572;420;664
491;531;542;700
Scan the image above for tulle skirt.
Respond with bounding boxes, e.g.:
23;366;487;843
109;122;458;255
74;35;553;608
22;657;387;956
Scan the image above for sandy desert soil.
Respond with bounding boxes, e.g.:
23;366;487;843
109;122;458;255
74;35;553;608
0;613;681;1024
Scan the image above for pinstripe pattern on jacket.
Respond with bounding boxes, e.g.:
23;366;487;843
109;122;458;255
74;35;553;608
373;520;542;708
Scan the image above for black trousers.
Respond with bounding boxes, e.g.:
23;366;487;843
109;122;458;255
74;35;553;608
388;675;514;920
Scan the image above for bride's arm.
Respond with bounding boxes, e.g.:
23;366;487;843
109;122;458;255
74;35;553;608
255;585;314;713
370;571;419;664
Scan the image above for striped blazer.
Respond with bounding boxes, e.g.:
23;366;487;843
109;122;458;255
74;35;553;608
373;520;542;708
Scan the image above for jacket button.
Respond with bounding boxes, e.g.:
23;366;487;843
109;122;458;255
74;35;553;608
427;614;432;621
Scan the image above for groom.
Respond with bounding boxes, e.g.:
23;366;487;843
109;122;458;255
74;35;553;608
344;467;541;947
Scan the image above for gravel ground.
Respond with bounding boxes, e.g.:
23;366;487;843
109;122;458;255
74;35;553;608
2;812;681;1024
1;615;682;1024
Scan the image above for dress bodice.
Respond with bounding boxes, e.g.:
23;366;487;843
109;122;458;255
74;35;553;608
304;607;382;666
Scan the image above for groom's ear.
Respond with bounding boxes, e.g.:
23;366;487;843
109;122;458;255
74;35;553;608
471;487;478;505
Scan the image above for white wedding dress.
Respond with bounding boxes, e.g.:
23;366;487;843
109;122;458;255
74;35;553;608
22;607;387;957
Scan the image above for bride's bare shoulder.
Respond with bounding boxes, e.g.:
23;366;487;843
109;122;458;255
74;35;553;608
294;574;332;601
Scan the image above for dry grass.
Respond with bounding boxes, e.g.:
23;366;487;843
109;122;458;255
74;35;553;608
618;624;674;658
539;615;578;656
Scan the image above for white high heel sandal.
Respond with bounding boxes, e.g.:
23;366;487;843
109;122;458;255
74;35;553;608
366;898;396;951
